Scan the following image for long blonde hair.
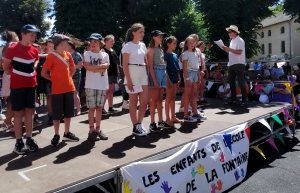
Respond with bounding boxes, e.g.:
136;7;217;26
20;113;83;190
124;23;144;43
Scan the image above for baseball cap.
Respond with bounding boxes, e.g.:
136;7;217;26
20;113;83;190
52;34;70;47
21;24;41;35
88;33;103;40
150;30;167;37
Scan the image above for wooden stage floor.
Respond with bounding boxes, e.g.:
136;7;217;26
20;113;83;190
0;96;291;193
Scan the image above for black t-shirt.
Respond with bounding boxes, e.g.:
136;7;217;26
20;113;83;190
103;47;119;76
293;84;300;96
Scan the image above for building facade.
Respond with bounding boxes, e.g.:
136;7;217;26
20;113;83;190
255;12;300;63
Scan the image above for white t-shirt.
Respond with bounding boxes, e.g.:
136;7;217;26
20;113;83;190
228;36;246;66
218;84;231;98
201;53;207;71
121;42;147;64
181;51;200;70
84;51;110;90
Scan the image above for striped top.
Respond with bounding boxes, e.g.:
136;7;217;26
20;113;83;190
4;42;38;89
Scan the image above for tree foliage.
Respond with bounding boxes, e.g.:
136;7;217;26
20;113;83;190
195;0;279;60
52;0;203;51
283;0;300;23
0;0;51;36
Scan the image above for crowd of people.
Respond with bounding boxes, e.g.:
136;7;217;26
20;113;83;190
0;23;255;155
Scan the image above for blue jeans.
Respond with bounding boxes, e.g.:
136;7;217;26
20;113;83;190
149;65;167;88
184;70;198;83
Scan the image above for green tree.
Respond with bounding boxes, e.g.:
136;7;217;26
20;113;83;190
195;0;279;60
284;0;300;23
52;0;190;51
0;0;51;36
270;2;284;14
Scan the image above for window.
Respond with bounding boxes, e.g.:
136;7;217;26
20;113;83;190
261;32;264;38
281;26;285;34
268;43;272;54
281;41;285;53
268;30;271;36
261;44;265;54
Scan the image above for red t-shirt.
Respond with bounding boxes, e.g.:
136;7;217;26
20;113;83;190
4;42;39;89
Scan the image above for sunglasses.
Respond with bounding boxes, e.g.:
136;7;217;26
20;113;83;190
228;31;233;34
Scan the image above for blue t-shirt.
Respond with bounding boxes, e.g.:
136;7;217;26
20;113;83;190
164;52;180;74
271;67;284;79
259;84;272;95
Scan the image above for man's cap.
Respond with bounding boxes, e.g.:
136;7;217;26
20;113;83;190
150;30;167;37
88;33;103;40
21;24;41;35
52;34;70;47
225;25;240;34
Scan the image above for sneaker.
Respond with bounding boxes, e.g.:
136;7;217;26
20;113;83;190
102;109;109;115
132;124;148;136
171;117;183;124
140;123;150;134
33;117;42;127
14;142;29;155
25;139;39;152
51;134;60;146
97;130;108;140
184;116;197;122
122;100;129;110
197;108;204;113
158;121;172;129
108;108;118;114
63;132;79;141
88;132;100;141
192;113;207;120
48;115;53;125
149;122;161;132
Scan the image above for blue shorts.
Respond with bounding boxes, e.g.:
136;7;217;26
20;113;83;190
149;65;167;88
184;70;198;83
167;71;179;84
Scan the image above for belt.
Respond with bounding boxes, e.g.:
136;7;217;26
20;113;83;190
189;68;199;71
128;64;146;66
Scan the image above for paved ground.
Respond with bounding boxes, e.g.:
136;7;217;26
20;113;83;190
225;125;300;193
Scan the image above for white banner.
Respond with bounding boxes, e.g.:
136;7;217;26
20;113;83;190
121;123;250;193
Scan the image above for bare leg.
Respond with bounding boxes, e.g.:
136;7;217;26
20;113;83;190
24;108;34;137
74;91;81;114
137;85;149;123
53;120;60;135
95;106;102;129
157;88;164;122
14;110;24;139
107;84;115;108
64;117;71;134
129;93;139;125
150;88;159;123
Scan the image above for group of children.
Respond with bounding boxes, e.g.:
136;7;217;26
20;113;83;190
1;23;208;155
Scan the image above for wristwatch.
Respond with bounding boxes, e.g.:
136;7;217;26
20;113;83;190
186;78;190;80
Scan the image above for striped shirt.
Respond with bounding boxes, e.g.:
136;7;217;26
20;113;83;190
4;43;38;89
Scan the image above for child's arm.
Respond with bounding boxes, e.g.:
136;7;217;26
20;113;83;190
182;60;189;83
260;87;270;95
147;48;159;87
164;61;173;87
2;58;11;74
34;60;39;70
70;67;75;76
41;68;51;80
85;62;108;71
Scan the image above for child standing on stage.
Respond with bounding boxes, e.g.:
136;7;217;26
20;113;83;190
122;23;149;136
164;36;183;126
3;25;39;154
84;33;109;141
147;30;172;132
182;36;206;122
42;34;80;146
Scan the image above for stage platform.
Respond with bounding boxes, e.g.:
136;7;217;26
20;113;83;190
0;96;293;193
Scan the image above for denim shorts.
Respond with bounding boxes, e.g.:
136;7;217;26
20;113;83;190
149;65;167;88
184;70;198;83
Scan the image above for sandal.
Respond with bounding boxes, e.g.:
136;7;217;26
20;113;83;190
1;123;14;132
225;99;236;105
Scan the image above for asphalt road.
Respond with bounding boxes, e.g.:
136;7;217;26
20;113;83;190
226;125;300;193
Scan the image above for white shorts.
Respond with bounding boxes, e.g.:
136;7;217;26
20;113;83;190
124;65;148;86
